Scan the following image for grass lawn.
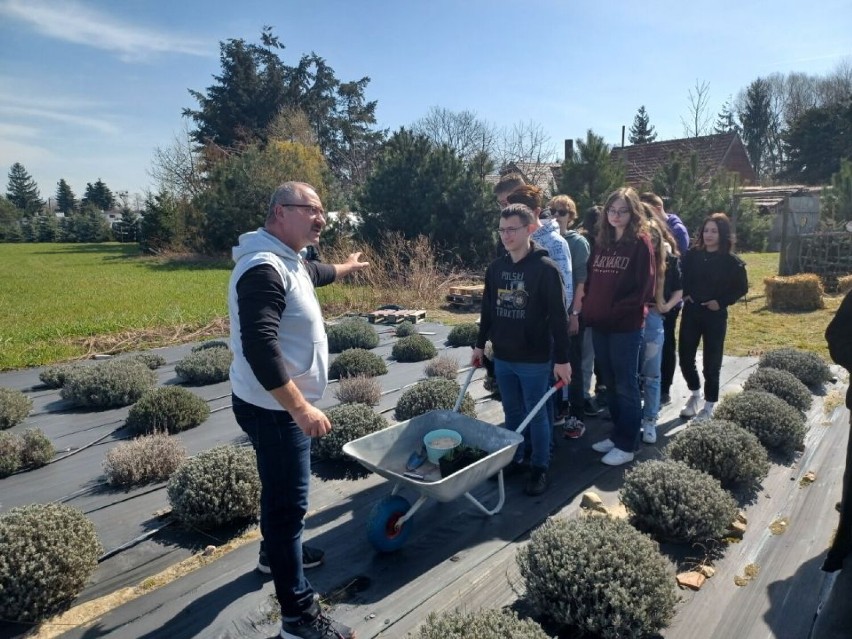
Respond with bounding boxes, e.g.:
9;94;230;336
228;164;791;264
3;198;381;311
727;252;843;358
0;244;843;370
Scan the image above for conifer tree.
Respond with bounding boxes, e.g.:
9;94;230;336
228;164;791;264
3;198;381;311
628;106;657;145
5;163;43;214
714;96;741;135
560;130;624;212
55;179;77;214
82;179;115;211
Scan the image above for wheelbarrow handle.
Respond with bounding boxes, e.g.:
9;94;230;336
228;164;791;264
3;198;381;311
453;366;478;412
515;380;566;434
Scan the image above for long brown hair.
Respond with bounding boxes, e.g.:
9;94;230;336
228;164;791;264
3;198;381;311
696;212;735;253
597;187;649;249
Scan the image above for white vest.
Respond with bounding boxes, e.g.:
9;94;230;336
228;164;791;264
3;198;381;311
228;229;329;410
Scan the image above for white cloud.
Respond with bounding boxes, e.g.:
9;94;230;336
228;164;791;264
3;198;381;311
0;122;39;138
0;103;119;135
0;137;53;167
0;0;211;61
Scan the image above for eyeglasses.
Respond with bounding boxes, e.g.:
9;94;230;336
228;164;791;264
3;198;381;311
497;225;526;235
280;203;325;216
552;209;569;217
607;208;630;217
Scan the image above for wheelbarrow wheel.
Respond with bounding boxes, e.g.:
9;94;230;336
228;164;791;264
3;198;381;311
367;495;412;552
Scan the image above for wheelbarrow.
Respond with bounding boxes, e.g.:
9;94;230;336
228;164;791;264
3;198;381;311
343;368;563;552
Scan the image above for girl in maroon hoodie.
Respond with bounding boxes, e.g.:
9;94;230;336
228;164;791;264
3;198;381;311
583;187;656;466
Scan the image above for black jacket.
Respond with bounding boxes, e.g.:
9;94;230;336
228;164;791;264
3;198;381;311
681;249;748;309
823;290;852;572
476;243;569;364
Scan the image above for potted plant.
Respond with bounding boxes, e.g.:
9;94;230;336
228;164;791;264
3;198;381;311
438;445;488;478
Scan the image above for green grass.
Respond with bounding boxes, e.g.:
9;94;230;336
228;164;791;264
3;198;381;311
727;252;843;358
0;244;233;370
0;244;843;371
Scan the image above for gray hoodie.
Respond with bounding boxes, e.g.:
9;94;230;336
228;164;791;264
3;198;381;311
228;228;329;409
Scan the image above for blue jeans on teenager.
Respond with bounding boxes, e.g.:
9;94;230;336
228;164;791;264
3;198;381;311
231;394;315;618
641;309;665;424
592;328;644;453
494;358;552;469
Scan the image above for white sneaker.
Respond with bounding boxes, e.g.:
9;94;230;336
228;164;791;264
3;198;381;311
693;406;713;422
642;422;657;444
680;395;700;418
592;438;615;453
601;447;635;466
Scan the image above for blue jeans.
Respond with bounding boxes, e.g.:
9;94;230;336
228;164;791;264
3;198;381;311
494;358;552;469
592;328;644;452
641;309;665;424
231;394;315;618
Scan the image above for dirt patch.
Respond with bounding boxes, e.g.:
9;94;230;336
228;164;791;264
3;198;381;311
63;317;229;360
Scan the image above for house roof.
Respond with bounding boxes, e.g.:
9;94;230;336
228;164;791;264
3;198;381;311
486;161;562;196
610;131;757;187
734;185;821;209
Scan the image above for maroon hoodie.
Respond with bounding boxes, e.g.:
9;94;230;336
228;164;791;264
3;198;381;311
583;234;655;332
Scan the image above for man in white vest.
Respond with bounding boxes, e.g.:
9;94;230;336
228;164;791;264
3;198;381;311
229;181;366;639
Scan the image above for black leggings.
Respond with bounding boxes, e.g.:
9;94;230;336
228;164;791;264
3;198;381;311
661;306;681;395
678;303;727;402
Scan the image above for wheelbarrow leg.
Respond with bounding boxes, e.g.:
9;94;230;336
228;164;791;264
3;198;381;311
462;469;506;516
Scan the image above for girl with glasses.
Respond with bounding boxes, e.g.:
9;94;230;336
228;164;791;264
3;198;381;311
582;187;656;466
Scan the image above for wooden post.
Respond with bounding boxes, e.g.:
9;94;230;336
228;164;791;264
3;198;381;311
779;196;791;275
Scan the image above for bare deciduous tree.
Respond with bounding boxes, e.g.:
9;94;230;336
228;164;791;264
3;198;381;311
681;79;713;138
412;106;498;164
149;123;205;199
496;120;558;185
816;57;852;105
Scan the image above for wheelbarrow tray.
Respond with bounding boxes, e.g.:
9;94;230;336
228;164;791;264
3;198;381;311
343;409;523;503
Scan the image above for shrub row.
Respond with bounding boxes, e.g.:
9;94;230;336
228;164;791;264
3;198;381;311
328;319;379;353
392;334;437;362
103;433;187;486
175;347;232;385
744;367;812;413
419;609;550;639
61;359;156;408
0;387;32;430
167;445;260;530
714;390;806;455
0;504;102;622
395;378;476;421
315;403;388;461
125;387;210;435
335;375;382;406
0;429;54;477
329;348;387;379
518;515;677;639
758;347;832;387
621;459;738;543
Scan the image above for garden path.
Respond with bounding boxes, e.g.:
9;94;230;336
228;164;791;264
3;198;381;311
0;323;847;639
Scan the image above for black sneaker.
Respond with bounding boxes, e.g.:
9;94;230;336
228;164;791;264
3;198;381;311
562;417;586;439
489;459;529;482
280;602;355;639
583;398;601;416
524;467;549;496
257;544;325;574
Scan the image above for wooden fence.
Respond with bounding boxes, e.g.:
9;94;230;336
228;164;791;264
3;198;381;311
785;231;852;291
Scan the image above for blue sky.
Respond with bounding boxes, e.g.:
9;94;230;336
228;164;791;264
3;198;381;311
1;0;849;204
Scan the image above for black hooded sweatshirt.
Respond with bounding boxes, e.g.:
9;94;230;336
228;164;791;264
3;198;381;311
476;242;569;364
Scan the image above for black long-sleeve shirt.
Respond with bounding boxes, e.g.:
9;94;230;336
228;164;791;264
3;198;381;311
681;249;748;309
236;260;336;390
476;243;569;364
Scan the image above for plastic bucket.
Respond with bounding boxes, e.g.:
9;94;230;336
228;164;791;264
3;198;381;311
423;429;462;464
